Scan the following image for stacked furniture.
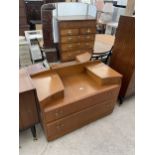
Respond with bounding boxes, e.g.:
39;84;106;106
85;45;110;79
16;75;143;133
110;16;135;104
19;0;29;35
28;61;122;141
57;16;96;62
25;0;65;28
19;68;39;139
19;36;32;67
41;2;97;62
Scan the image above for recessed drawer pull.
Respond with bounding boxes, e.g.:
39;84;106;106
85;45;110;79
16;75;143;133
87;29;91;33
68;45;72;48
68;30;72;35
56;124;64;130
68;37;72;40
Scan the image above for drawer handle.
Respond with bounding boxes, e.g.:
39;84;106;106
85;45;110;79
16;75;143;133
87;29;91;33
56;124;64;130
68;37;72;40
86;36;90;39
68;45;72;48
68;30;72;35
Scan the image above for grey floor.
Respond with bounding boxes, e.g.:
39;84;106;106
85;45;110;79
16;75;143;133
19;97;135;155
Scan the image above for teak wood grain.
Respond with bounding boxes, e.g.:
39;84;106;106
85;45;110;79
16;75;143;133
19;68;39;130
110;16;135;100
30;61;122;141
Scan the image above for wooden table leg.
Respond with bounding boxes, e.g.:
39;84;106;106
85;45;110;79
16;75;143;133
31;126;37;140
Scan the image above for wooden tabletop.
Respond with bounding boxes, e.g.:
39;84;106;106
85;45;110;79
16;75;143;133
94;34;115;54
19;68;35;93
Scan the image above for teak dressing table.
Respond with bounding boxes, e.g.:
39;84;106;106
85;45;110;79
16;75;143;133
28;61;122;141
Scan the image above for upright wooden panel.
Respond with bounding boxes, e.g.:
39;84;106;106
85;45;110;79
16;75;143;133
110;16;135;99
19;0;29;35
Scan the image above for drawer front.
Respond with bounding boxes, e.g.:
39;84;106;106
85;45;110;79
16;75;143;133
44;86;120;123
61;50;82;61
80;28;96;35
60;29;79;36
19;91;39;129
59;20;96;29
46;99;115;141
61;41;94;51
61;43;82;51
60;35;95;44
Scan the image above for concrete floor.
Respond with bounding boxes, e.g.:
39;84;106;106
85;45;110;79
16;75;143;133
19;97;135;155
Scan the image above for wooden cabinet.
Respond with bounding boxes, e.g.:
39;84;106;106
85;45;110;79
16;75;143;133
19;68;39;139
19;0;29;35
25;0;65;24
109;16;135;104
30;61;122;141
57;16;96;62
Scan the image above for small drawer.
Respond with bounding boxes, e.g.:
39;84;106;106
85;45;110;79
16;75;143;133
61;36;80;44
60;29;79;36
61;50;83;62
59;21;96;29
84;42;94;49
61;43;82;51
80;28;96;35
80;35;95;42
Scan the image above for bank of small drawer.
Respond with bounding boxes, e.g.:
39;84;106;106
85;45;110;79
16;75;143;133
60;35;95;44
60;29;79;36
80;28;96;35
59;20;96;29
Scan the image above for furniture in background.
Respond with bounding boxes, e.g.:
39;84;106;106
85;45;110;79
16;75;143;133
106;4;126;35
19;0;29;35
57;16;96;62
25;30;44;63
41;3;55;48
29;61;122;141
19;36;32;67
96;0;117;34
110;16;135;104
25;0;65;30
19;68;39;140
92;34;115;63
41;2;97;62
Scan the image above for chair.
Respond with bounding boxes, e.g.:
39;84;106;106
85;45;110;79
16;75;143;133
96;1;117;34
91;34;115;64
106;4;126;35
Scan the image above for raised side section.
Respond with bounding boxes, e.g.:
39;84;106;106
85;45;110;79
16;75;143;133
31;70;64;108
85;62;122;85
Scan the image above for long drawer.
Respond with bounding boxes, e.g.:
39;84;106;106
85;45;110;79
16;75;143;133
59;20;96;29
60;41;94;51
45;99;116;141
60;35;95;44
43;85;120;123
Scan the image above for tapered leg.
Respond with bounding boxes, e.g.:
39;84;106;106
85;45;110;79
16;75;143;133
119;96;124;105
31;126;37;140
